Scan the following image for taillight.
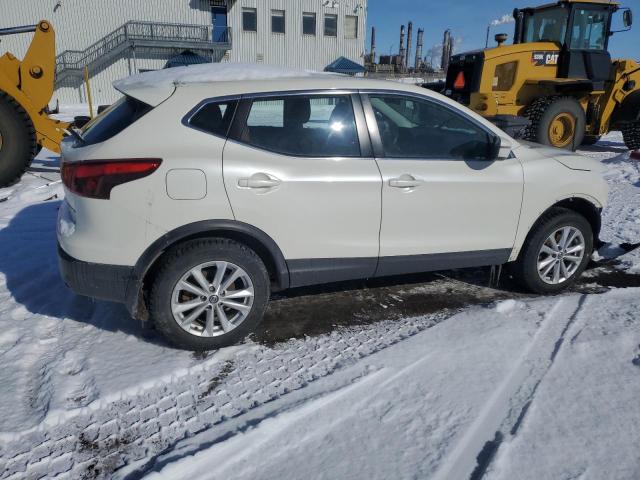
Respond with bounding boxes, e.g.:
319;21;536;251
453;71;466;90
61;159;162;199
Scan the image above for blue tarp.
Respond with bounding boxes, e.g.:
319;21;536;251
324;56;366;75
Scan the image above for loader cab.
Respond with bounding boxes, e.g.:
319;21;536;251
514;1;622;87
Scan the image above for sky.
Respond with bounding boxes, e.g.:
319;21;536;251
366;0;640;68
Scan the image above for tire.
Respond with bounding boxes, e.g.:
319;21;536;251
523;96;586;150
149;238;270;350
0;92;37;187
581;134;601;146
621;122;640;150
511;208;593;294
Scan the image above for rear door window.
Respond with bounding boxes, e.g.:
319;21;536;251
238;94;361;157
81;96;152;146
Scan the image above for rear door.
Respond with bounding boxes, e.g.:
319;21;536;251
362;92;524;276
223;92;382;287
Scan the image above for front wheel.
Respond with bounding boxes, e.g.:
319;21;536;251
524;97;586;150
149;238;270;350
511;209;593;294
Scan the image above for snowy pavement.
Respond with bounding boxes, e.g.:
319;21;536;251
0;133;638;479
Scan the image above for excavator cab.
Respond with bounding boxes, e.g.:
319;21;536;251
441;0;640;151
514;1;619;87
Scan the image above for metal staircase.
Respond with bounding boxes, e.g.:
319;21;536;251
55;21;231;84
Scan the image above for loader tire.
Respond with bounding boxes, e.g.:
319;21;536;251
0;92;37;187
621;122;640;151
523;96;585;150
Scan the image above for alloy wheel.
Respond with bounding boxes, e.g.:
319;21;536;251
537;226;585;285
171;261;254;337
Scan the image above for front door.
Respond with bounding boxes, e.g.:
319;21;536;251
212;6;228;43
363;93;524;276
223;93;382;286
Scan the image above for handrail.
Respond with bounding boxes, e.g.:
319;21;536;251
56;21;231;76
0;24;38;36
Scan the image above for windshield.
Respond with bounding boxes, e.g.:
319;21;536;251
523;6;569;44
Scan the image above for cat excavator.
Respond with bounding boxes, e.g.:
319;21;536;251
441;0;640;151
0;20;68;186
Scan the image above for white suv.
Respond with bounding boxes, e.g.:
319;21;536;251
57;65;608;350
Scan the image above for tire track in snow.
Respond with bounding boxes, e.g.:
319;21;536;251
0;312;448;479
432;294;588;480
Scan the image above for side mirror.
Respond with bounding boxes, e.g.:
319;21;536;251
624;9;633;28
488;135;513;160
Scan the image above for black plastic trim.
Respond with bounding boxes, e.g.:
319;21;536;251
125;220;290;316
288;257;377;288
58;244;132;304
351;93;373;158
286;249;512;287
375;249;512;277
360;92;385;158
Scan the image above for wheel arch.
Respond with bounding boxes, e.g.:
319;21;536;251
125;220;290;320
513;196;602;262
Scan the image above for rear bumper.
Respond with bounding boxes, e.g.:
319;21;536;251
58;243;133;305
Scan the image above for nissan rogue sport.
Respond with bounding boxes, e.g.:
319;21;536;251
57;64;608;350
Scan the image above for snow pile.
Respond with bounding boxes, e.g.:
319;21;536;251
113;63;333;93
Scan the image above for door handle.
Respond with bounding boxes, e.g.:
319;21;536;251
238;173;281;189
389;175;423;189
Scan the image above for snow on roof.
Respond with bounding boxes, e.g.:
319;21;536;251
113;63;336;106
114;63;329;91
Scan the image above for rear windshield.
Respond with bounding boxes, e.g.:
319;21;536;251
80;96;152;146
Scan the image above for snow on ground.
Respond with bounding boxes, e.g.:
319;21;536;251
49;105;91;124
134;292;640;480
0;133;638;479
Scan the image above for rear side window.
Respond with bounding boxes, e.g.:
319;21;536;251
188;100;238;138
239;95;360;157
81;96;152;146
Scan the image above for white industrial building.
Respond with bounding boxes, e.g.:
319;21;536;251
0;0;367;105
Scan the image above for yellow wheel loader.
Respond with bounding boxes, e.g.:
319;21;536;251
441;0;640;150
0;20;68;186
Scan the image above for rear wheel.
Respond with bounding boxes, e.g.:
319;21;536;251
621;122;640;150
149;238;270;350
0;92;37;186
524;96;585;150
511;208;593;294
